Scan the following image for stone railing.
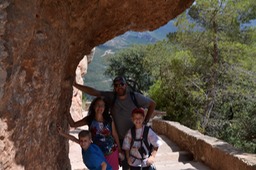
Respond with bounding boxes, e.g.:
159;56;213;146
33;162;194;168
152;118;256;170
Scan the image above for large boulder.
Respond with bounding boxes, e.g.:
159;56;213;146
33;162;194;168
0;0;194;169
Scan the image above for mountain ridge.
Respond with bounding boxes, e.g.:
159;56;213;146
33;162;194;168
83;20;177;91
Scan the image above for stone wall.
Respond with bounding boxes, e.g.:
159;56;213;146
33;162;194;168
0;0;194;169
152;119;256;170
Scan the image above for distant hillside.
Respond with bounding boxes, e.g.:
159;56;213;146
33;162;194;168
83;18;256;95
100;20;177;51
83;20;177;92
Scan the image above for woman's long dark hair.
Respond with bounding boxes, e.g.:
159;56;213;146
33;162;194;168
87;97;111;127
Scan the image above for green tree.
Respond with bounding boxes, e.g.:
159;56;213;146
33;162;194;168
156;0;256;152
103;0;256;153
104;45;153;92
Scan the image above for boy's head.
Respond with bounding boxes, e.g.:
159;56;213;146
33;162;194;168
132;108;145;117
78;130;92;150
131;108;145;127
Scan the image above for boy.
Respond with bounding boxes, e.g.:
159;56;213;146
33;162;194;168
122;108;162;170
57;126;112;170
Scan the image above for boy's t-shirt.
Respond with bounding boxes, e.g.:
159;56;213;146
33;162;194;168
82;143;112;170
122;126;162;167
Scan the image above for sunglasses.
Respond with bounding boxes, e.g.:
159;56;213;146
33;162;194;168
114;83;125;88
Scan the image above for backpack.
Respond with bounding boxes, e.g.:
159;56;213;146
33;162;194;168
126;78;143;95
129;125;153;160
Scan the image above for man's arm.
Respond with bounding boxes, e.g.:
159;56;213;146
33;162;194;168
73;81;101;97
144;100;156;124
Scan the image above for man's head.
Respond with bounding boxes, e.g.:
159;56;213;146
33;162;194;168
78;130;92;150
113;76;127;96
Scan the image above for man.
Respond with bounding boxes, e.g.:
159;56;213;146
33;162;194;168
73;76;156;170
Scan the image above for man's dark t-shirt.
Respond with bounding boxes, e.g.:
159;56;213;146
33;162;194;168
101;91;151;140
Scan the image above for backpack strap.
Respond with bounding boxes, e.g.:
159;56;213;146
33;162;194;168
130;125;136;149
130;125;152;160
130;126;150;148
111;91;139;109
142;126;153;157
142;126;150;151
130;91;139;108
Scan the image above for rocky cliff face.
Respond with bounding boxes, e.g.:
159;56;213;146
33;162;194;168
0;0;194;169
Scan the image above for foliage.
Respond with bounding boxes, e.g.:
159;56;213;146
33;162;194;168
104;0;256;153
158;0;256;153
104;45;153;92
148;51;204;128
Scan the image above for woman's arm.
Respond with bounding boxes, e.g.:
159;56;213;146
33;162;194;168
67;113;88;128
111;121;121;151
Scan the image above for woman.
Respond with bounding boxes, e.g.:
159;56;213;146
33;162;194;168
68;97;121;170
